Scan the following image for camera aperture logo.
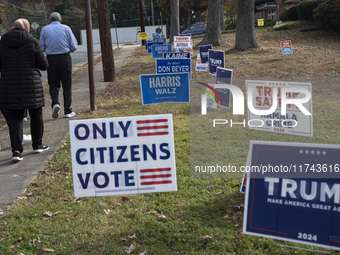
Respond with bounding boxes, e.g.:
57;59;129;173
198;81;312;135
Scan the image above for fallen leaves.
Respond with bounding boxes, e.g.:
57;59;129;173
125;244;136;254
122;196;130;202
43;211;63;218
104;209;111;215
128;233;137;239
177;202;185;207
37;244;55;252
146;210;166;219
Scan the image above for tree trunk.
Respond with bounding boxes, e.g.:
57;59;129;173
234;0;259;50
97;0;116;82
200;0;222;46
169;0;179;43
186;9;191;28
220;0;224;31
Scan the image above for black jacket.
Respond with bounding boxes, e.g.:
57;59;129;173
0;28;48;109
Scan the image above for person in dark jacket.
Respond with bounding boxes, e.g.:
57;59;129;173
0;18;49;162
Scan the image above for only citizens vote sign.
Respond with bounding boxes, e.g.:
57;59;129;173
69;115;177;197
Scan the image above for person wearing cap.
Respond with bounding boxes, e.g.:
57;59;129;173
39;12;78;119
0;18;49;162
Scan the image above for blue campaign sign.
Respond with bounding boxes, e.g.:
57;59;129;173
156;59;191;79
208;49;225;75
282;47;293;54
153;37;166;44
243;141;340;251
163;52;191;59
199;44;212;64
215;67;233;108
152;44;172;58
139;73;190;105
147;41;164;53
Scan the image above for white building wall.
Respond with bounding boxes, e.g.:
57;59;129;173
80;25;166;45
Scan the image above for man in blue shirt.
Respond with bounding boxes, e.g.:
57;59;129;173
39;12;78;118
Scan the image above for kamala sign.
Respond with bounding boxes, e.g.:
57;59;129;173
246;80;312;136
69;115;177;197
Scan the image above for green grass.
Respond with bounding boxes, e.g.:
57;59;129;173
1;29;340;254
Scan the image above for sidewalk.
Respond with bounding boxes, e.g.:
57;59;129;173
0;43;139;210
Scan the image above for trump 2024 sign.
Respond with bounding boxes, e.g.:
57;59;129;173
69;114;177;197
243;141;340;251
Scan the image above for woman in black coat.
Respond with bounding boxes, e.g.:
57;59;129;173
0;19;49;161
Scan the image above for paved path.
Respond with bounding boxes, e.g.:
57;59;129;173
0;43;139;210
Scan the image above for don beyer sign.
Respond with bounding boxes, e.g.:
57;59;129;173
69;114;177;197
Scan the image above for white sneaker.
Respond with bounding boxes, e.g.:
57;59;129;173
22;134;32;145
64;112;76;118
23;117;28;122
52;104;60;118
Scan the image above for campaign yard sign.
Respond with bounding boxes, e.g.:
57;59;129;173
140;73;190;105
215;67;233;108
138;32;148;40
243;140;340;251
69;114;177;197
281;40;293;54
146;41;164;54
156;59;191;79
199;44;212;64
151;44;172;58
257;19;264;27
246;80;313;137
163;52;191;59
173;36;192;50
195;53;208;72
208;49;225;75
204;67;233;109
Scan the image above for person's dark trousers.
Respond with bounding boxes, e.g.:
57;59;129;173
0;107;44;153
0;107;23;153
28;107;44;149
47;52;73;115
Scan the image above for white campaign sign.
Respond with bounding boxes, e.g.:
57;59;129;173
69;114;177;197
246;80;313;137
174;36;192;50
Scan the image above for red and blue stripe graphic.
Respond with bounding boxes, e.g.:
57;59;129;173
136;118;169;137
139;167;172;185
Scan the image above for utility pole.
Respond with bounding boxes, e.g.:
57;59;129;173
85;0;96;111
41;0;48;25
97;0;116;82
138;0;146;45
151;0;154;25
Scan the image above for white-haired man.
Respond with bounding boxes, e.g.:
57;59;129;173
39;12;78;119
